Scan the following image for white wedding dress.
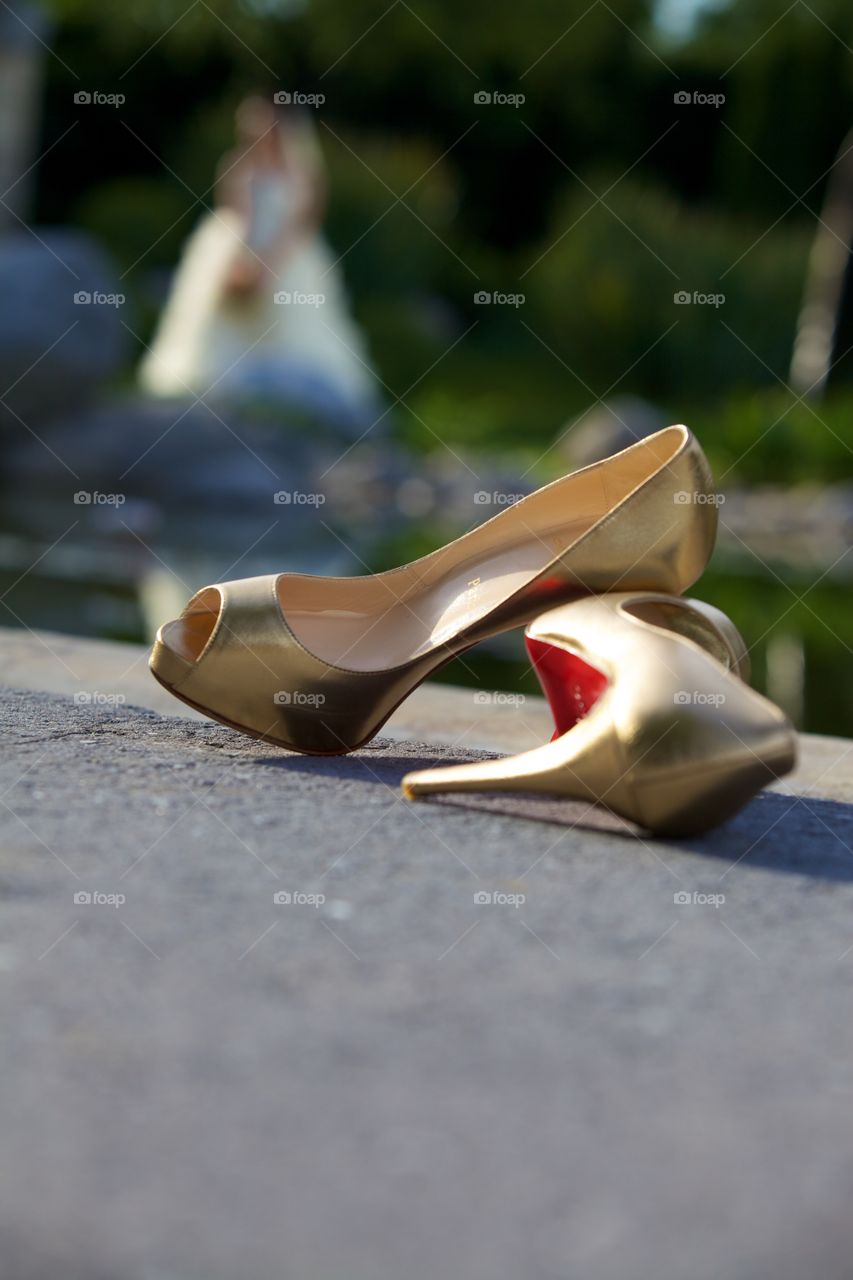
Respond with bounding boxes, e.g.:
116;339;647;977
139;170;376;417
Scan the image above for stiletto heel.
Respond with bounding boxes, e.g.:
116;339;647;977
150;426;717;755
402;593;796;836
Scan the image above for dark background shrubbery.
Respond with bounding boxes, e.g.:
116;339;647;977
34;0;853;461
24;0;853;734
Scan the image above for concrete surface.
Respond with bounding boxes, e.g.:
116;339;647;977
1;624;851;795
2;685;853;1280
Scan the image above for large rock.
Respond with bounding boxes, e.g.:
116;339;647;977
0;229;127;428
0;397;402;612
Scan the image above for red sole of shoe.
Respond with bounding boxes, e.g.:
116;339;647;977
525;636;609;740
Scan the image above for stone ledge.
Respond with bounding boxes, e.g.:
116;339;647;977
1;624;850;802
0;688;852;1280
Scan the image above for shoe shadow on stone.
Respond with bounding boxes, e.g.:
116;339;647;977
248;739;463;788
254;745;853;882
252;745;680;836
666;791;853;879
416;789;853;881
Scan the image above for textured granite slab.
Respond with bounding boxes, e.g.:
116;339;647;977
1;689;852;1279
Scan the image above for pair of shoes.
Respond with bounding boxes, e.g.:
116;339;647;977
149;424;795;835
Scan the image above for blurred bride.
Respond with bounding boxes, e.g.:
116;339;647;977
139;95;376;422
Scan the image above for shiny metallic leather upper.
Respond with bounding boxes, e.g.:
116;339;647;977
150;425;719;754
403;592;797;836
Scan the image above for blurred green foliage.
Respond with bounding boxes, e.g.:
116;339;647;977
34;0;853;454
27;0;853;733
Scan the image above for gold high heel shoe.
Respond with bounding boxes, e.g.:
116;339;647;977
150;426;717;756
402;593;797;836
